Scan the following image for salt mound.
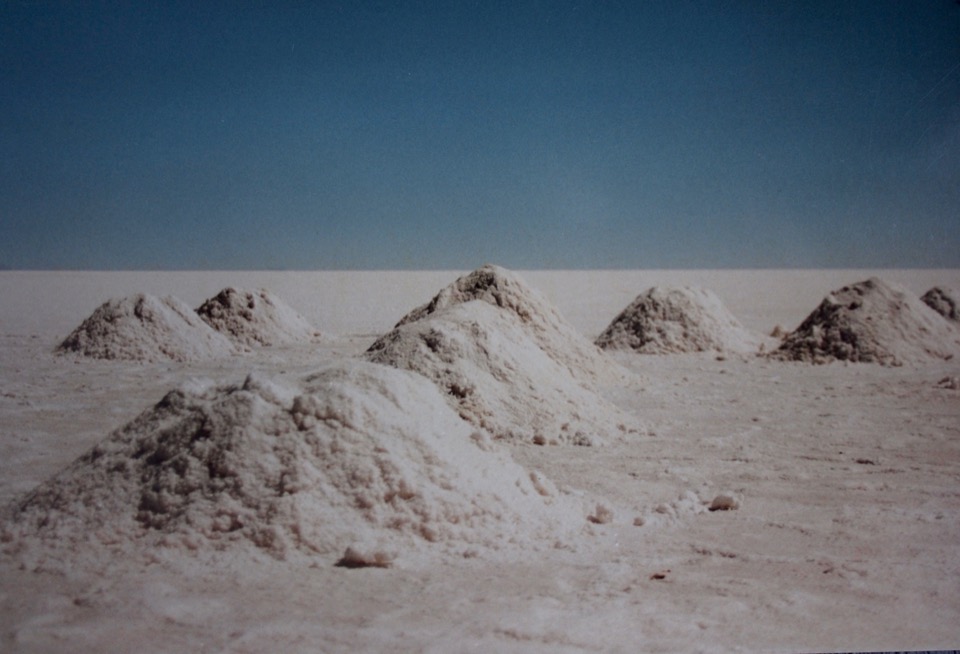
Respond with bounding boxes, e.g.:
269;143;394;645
595;286;763;354
1;361;585;571
771;278;960;365
921;287;960;323
57;294;236;363
395;264;626;386
197;287;321;348
367;300;639;446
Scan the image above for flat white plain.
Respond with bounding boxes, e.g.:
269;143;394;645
1;269;959;653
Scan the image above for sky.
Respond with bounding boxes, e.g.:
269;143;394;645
1;1;959;270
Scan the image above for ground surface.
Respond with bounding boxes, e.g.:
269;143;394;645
1;270;958;653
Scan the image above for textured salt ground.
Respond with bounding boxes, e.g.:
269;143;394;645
56;294;236;363
2;352;958;653
772;277;960;366
196;287;322;348
595;285;771;355
3;271;960;653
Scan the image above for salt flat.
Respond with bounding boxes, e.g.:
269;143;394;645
1;269;958;653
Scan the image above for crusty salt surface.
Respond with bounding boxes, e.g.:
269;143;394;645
595;286;765;354
0;360;586;571
921;287;960;323
771;277;960;365
367;300;639;446
56;294;236;363
196;287;322;348
393;264;627;386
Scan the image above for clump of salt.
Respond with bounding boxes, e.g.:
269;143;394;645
1;361;587;571
708;493;741;512
770;278;960;366
56;294;236;363
595;286;764;355
196;287;321;348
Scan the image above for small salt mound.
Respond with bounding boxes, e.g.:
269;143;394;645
1;361;585;571
595;286;763;354
921;287;960;323
395;264;626;386
367;300;639;446
56;294;236;363
771;278;960;366
197;287;321;348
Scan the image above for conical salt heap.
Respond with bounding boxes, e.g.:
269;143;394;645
394;264;626;386
56;294;236;363
197;287;321;348
921;287;960;324
366;265;639;446
771;278;960;365
595;286;764;354
1;361;586;572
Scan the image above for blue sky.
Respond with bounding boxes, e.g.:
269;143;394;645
2;1;958;270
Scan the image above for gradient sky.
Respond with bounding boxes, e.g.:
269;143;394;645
2;1;959;270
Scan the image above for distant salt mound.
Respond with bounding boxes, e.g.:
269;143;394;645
197;287;321;348
771;278;960;365
1;361;586;571
367;300;638;446
57;294;236;363
395;264;625;386
595;286;763;354
921;287;960;323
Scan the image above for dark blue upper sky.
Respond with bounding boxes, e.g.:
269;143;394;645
2;1;958;269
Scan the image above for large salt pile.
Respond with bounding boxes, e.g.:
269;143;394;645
1;361;585;571
921;287;960;324
393;264;626;386
197;287;321;348
56;294;236;363
366;266;638;445
771;278;960;365
595;286;763;354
